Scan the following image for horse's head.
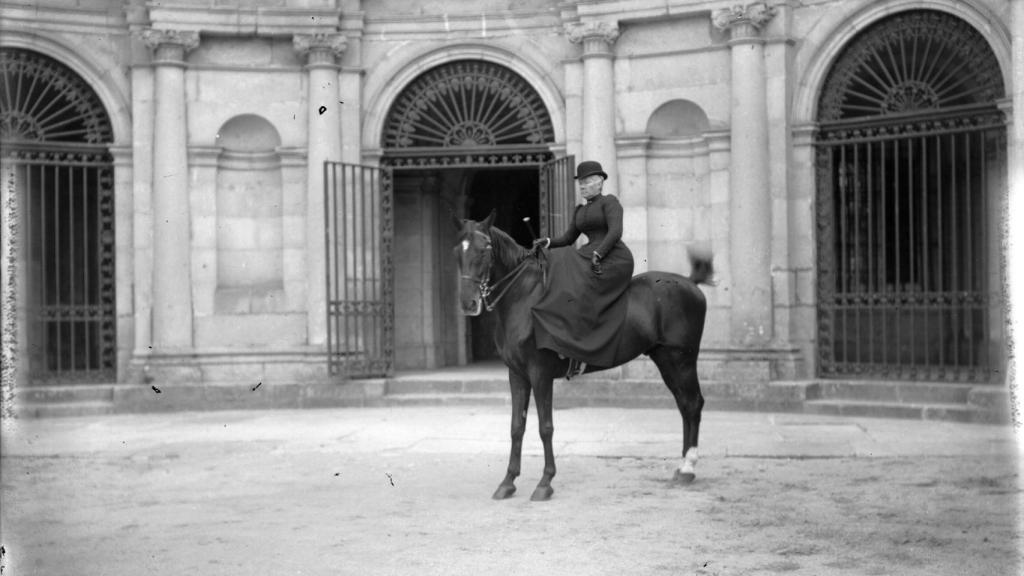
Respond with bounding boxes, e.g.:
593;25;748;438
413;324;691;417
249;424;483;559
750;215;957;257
453;211;496;317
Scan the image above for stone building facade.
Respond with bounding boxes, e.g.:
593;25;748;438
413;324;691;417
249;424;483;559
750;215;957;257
2;0;1021;402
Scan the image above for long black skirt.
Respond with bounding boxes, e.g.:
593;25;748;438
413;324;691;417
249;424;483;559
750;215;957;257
531;243;634;367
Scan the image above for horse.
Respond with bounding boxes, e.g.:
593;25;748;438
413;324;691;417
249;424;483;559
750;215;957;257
454;211;715;501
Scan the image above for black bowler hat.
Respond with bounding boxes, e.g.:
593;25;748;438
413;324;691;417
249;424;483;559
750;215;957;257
574;160;608;181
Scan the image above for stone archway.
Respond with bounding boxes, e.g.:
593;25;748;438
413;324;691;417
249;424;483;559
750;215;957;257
813;10;1005;381
1;48;116;383
380;59;557;369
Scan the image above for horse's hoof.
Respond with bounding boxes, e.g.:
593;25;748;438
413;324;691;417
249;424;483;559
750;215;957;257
492;484;517;500
530;485;554;501
672;469;696;484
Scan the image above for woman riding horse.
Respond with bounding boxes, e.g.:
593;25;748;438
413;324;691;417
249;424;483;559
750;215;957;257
531;160;634;379
455;212;713;500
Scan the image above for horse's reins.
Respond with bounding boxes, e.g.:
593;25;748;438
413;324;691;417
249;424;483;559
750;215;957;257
462;231;544;312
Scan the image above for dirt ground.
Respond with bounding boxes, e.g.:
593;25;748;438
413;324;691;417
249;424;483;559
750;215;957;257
1;408;1021;575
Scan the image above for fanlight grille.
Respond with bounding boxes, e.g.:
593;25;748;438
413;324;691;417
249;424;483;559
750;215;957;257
818;10;1004;122
0;48;113;144
383;60;554;148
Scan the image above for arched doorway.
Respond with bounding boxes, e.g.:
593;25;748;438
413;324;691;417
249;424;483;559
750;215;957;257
1;48;116;383
814;10;1005;381
380;59;559;368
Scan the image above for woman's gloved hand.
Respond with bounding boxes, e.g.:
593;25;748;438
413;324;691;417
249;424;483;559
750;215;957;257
590;251;603;275
532;237;551;251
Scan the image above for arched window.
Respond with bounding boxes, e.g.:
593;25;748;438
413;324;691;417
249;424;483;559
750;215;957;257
0;48;113;143
817;10;1003;121
382;60;554;149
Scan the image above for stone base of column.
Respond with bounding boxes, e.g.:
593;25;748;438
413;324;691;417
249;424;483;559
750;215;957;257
119;350;384;412
126;350;333;387
611;346;806;384
553;347;809;412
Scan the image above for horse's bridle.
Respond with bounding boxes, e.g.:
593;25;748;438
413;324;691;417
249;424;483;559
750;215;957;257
460;231;536;312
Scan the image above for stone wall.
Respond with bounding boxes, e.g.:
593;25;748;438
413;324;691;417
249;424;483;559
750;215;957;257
1;0;1017;389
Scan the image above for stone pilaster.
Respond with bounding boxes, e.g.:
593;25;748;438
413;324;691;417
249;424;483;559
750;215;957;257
294;33;346;346
141;29;199;351
566;21;619;195
108;145;135;377
1009;0;1024;388
1;157;24;404
713;3;776;347
615;135;650;274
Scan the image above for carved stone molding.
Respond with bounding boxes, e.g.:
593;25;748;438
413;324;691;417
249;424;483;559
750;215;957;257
564;21;619;56
293;33;348;67
712;3;776;39
139;29;199;64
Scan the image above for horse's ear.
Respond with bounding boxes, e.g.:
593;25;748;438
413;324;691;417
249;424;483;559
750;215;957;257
450;210;463;231
481;210;496;230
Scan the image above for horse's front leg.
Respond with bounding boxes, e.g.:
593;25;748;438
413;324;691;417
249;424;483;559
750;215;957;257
493;369;531;500
530;373;556;501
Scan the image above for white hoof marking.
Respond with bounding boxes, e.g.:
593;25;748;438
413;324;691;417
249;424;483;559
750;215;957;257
678;447;699;476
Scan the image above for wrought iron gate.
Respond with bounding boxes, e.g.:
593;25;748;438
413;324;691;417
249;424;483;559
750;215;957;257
539;155;575;238
2;48;116;383
4;145;116;382
816;106;1003;381
814;10;1004;382
324;161;394;378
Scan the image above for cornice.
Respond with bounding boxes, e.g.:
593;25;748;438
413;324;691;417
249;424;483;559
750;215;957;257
145;2;340;36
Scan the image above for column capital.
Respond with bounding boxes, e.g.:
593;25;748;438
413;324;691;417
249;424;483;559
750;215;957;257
293;33;348;68
564;21;619;57
712;3;776;40
139;29;199;64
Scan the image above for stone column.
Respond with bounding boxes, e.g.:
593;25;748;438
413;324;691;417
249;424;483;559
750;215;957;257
713;3;776;346
142;29;199;351
567;21;619;195
294;33;347;347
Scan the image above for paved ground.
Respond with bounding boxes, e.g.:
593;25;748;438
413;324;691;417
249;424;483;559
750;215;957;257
1;406;1021;575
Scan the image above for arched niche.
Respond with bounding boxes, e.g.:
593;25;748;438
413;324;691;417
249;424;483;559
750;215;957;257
214;114;285;308
645;99;710;139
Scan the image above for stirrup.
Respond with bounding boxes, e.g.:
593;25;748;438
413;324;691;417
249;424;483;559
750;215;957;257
565;359;587;380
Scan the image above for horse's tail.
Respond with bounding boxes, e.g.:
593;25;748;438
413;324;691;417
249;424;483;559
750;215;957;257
687;246;716;286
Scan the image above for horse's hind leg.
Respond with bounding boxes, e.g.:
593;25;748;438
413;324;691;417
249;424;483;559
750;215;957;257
493;369;532;500
650;346;704;484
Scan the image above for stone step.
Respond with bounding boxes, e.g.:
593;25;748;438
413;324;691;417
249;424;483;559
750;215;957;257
386;378;510;395
804;399;979;423
18;401;116;419
806;380;975;404
382;393;510;407
18;384;115;404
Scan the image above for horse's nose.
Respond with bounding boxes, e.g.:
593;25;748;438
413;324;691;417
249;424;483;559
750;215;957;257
460;295;481;315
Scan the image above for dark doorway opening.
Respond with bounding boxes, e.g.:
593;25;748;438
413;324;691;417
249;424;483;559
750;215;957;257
465;168;540;361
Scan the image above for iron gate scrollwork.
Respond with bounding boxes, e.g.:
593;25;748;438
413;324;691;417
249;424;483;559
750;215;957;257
324;162;394;378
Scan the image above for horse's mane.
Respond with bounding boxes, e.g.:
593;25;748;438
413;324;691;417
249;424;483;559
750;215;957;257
487;225;530;268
